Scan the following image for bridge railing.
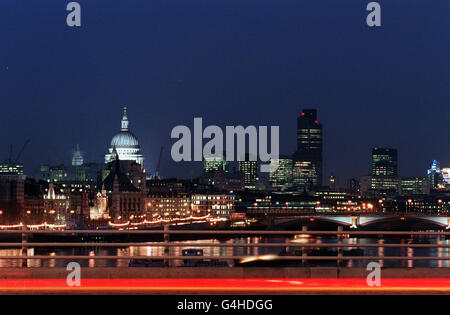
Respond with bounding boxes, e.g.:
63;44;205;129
0;228;449;266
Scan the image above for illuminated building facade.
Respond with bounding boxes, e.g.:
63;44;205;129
360;148;400;195
191;194;235;218
292;109;323;189
147;193;191;219
370;176;400;191
360;175;399;196
396;197;448;215
102;157;146;222
38;165;68;182
427;160;444;189
105;107;144;169
90;186;108;221
372;148;398;177
292;161;318;190
43;183;70;224
203;154;228;173
0;164;24;175
442;168;450;184
239;154;258;190
41;182;89;226
400;177;430;196
269;156;293;191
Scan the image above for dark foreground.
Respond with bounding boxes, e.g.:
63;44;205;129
0;267;449;294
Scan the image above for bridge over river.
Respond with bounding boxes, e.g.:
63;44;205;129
268;213;450;229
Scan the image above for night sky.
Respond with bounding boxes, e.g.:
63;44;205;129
0;0;448;184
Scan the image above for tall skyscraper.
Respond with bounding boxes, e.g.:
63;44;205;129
239;153;258;190
292;109;323;189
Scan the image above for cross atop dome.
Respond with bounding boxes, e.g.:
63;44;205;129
121;106;129;131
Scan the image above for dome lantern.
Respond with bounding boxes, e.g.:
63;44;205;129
120;107;129;131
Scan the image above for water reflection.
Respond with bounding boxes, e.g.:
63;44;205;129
0;234;447;268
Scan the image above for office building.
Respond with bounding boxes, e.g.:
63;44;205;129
191;193;235;218
203;154;228;173
292;109;323;189
366;148;400;194
372;148;398;177
292;161;318;191
269;156;293;191
147;193;191;219
238;153;258;190
400;177;430;196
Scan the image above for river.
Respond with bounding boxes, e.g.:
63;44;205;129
0;233;448;268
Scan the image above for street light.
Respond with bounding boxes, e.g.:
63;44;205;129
407;199;413;213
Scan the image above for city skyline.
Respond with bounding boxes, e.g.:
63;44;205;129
2;105;447;186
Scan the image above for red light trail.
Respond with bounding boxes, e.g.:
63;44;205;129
0;278;449;293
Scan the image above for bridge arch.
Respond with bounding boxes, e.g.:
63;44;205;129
359;216;449;228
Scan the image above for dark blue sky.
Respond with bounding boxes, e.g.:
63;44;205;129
0;0;448;183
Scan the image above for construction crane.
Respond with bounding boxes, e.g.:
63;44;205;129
5;139;30;164
14;139;30;163
155;146;163;178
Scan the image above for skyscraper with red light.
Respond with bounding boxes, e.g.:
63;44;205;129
292;109;323;189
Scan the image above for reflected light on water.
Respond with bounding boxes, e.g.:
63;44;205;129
0;249;22;268
89;251;95;268
0;235;447;268
378;239;384;268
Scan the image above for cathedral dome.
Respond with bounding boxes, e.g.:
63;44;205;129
110;131;140;148
72;144;84;166
105;107;144;168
